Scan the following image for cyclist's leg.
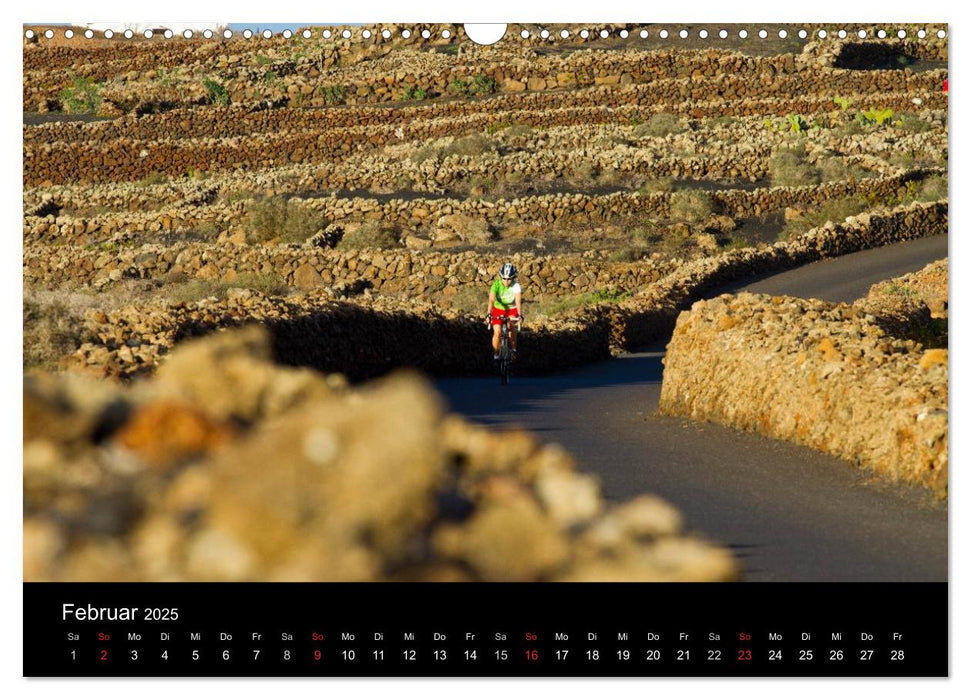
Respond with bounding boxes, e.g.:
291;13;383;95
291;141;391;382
491;312;502;356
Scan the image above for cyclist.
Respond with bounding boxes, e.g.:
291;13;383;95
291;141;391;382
486;262;523;365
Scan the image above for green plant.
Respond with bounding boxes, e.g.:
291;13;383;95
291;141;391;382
633;113;684;138
255;54;274;65
883;283;920;298
450;78;469;94
669;190;714;223
486;120;513;134
834;96;852;111
533;288;634;318
403;85;428;100
857;108;895;126
785;114;809;132
202;78;230;106
323;84;347;105
469;75;496;95
263;70;278;85
58;72;102;113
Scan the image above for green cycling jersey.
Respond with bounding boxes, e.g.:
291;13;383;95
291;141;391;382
490;278;522;309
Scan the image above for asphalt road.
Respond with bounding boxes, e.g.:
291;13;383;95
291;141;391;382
435;235;948;581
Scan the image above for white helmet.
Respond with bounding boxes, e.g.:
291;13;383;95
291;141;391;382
499;262;517;279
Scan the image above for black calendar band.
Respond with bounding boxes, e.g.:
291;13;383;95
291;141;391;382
24;582;947;677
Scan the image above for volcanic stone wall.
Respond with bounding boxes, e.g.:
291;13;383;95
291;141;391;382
23;169;941;254
24;90;946;185
24;28;947;111
64;200;946;380
607;199;947;351
658;293;947;495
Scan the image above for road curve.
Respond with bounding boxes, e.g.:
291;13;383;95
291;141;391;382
435;235;948;582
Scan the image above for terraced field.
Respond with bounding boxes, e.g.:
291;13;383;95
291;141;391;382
22;25;948;582
24;24;948;380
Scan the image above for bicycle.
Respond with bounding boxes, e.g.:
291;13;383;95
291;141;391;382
496;315;520;385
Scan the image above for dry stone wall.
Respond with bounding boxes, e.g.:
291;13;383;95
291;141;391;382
59;200;946;380
25;31;946;112
657;293;947;495
606;199;947;351
24;88;946;186
23;169;941;252
25;244;672;301
23;118;944;216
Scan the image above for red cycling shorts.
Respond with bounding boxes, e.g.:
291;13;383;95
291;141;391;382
491;307;519;326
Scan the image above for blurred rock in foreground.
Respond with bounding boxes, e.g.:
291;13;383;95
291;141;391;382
25;326;736;582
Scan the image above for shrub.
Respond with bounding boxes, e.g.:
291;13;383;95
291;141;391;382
202;78;230;106
244;196;328;244
505;124;533;137
231;272;289;296
769;144;820;187
533;289;634;318
410;143;442;163
639;177;675;195
445;134;498;158
135;173;167;187
23;292;98;370
411;134;497;162
708;115;737;128
833;96;852;111
669;190;714;223
469;75;496;95
166;273;290;304
568;161;599;184
917;175;948;201
781;196;868;238
634;113;684;138
336;222;400;250
895;112;932;133
323;84;347;105
58;72;102;113
448;284;486;315
403;85;428;100
819;157;867;183
837;119;864;136
609;247;647;262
